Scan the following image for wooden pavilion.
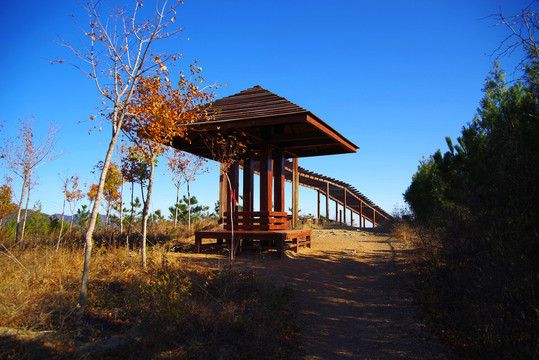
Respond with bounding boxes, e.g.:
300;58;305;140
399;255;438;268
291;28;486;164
171;85;365;256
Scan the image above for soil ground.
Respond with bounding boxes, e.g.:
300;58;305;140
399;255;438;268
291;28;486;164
178;227;455;359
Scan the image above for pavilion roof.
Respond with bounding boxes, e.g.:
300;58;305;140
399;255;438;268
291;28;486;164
171;85;358;159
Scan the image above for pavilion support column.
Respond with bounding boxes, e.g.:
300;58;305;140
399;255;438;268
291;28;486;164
292;158;299;228
335;201;339;224
373;211;376;228
273;149;285;213
243;156;254;213
325;182;330;222
260;143;273;213
227;161;240;214
219;163;228;225
343;189;347;225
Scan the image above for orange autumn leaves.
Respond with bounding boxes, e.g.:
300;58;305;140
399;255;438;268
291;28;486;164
122;60;216;157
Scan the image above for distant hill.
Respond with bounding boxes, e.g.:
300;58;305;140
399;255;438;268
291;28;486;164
52;213;74;223
1;210;57;224
1;210;112;226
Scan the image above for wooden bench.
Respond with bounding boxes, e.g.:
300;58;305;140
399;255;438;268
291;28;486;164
223;211;289;231
194;211;311;257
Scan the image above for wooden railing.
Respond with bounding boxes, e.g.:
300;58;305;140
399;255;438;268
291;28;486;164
223;211;290;231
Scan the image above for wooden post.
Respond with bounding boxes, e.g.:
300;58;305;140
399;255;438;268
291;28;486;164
243;156;254;212
260;143;273;212
360;200;363;228
326;182;330;222
292;158;299;227
317;190;321;221
273;149;285;212
339;209;342;224
335;200;338;223
373;211;376;228
351;210;353;226
343;188;347;225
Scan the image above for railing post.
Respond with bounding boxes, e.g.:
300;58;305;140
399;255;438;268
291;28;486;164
317;190;321;221
343;188;347;225
325;182;330;222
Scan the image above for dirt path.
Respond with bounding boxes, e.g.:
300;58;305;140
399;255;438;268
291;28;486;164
185;228;454;359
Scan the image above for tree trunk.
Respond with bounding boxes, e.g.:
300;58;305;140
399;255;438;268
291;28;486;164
20;185;32;243
187;180;191;230
119;179;124;234
174;184;179;228
126;182;134;251
56;188;67;251
78;112;124;311
15;173;29;244
140;155;155;269
69;210;74;236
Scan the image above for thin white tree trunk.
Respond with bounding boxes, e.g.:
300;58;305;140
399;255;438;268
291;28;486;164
140;155;155;269
15;173;29;244
126;182;134;251
56;189;67;251
187;180;191;230
78;113;123;311
20;184;32;243
119;179;124;234
174;184;179;228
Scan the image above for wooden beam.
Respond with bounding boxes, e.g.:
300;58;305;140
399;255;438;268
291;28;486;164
305;114;358;153
273;149;285;212
292;158;299;227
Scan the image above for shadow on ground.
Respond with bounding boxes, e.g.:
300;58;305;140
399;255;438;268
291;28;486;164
187;230;452;359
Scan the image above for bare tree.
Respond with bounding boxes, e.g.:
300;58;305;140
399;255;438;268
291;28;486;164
493;6;539;74
57;173;69;250
166;149;207;229
65;175;85;236
2;116;61;244
54;0;185;310
57;173;84;249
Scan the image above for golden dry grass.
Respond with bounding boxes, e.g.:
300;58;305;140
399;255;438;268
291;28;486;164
0;243;298;359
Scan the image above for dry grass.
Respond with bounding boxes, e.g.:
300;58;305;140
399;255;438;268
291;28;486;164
0;243;299;359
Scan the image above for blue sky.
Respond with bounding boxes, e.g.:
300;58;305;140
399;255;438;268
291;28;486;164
0;0;531;221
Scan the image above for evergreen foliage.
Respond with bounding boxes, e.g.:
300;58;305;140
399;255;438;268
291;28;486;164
404;60;538;360
168;195;210;223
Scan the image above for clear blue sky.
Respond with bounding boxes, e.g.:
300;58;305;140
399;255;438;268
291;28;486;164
0;0;531;221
